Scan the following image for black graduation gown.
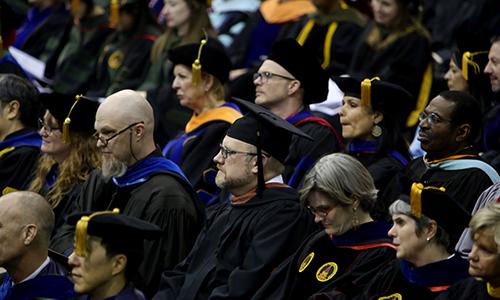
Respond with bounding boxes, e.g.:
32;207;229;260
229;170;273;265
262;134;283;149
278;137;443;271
252;221;396;300
86;24;160;97
436;277;499;300
322;255;469;300
401;148;497;214
0;258;76;300
50;151;203;298
153;185;318;300
0;128;41;193
285;110;344;188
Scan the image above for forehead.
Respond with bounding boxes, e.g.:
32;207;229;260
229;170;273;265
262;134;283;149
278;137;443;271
95;102;126;130
489;41;500;58
259;60;292;76
173;64;191;74
307;190;332;206
222;136;254;151
426;96;455;119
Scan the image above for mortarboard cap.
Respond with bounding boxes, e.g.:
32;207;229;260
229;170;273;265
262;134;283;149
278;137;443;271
334;76;413;125
403;182;471;246
266;38;329;104
452;33;491;81
39;93;100;142
168;36;232;85
228;98;312;195
68;209;162;257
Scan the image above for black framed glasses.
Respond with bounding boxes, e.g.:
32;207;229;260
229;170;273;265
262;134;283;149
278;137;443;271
38;118;61;135
253;71;296;83
418;112;452;125
306;204;336;218
94;121;143;147
219;144;259;160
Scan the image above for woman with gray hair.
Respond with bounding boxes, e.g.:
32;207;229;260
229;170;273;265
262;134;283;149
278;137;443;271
252;153;397;300
437;203;500;300
331;183;470;300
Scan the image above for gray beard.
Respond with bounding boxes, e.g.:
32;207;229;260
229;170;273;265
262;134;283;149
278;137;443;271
101;159;128;182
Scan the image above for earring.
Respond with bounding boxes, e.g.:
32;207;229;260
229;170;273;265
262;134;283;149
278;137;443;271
426;237;431;242
371;125;382;138
352;207;359;230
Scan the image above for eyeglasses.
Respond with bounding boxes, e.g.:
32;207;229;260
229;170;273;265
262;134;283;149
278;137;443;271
219;144;259;160
38;118;61;134
94;121;143;147
418;112;452;125
253;71;296;83
306;204;336;218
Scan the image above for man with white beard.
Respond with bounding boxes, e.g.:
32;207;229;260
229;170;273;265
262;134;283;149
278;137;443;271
50;90;204;298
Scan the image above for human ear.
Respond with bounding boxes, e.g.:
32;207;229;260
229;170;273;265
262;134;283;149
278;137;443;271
111;254;127;276
372;110;384;125
23;224;38;245
6;100;20;120
455;124;471;143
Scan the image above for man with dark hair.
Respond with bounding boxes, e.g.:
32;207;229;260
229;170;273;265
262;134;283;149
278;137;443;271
153;99;316;299
0;74;42;194
68;210;162;299
0;191;75;299
253;38;343;188
400;90;499;214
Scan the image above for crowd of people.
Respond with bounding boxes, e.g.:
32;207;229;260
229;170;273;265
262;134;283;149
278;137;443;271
0;0;500;299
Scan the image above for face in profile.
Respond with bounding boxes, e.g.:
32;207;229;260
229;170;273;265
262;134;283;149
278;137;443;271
306;190;354;236
444;58;468;92
171;64;206;112
339;96;380;140
68;236;123;296
485;41;500;92
161;0;191;30
371;0;399;27
388;213;428;264
40;111;71;162
468;228;500;282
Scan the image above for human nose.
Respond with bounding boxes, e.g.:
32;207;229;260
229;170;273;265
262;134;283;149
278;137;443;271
213;149;224;164
172;77;180;89
484;61;493;75
468;244;479;262
388;224;397;238
444;69;452;80
68;251;80;267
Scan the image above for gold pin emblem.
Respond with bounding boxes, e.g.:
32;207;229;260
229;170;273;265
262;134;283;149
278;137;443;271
299;252;314;273
315;262;338;282
108;50;124;69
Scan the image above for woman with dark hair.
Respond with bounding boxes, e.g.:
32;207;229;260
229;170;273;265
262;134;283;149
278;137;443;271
348;0;432;128
162;37;241;204
86;0;162;97
252;153;397;300
335;76;412;220
326;183;470;299
29;93;101;239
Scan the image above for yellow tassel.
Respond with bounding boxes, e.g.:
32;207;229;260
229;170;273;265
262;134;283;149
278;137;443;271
0;36;4;58
339;0;348;9
461;51;488;81
110;0;120;28
206;0;212;9
410;182;424;218
63;95;82;144
71;0;80;17
297;19;315;46
74;208;120;257
406;63;432;127
191;35;208;86
360;77;380;107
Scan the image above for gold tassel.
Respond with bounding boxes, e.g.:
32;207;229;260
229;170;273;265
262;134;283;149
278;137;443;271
63;95;82;144
110;0;120;28
0;35;4;58
410;182;424;218
71;0;80;18
461;51;488;81
360;77;380;107
74;208;120;257
191;33;208;86
206;0;212;9
339;0;348;9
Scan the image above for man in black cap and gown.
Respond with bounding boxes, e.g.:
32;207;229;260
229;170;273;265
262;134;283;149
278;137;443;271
153;98;317;299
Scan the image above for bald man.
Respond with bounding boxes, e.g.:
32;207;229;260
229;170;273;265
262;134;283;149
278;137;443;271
0;192;75;299
50;90;204;297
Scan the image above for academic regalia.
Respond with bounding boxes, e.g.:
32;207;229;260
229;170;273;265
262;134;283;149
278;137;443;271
15;3;72;73
153;186;318;300
323;255;469;300
0;128;41;194
50;151;204;298
436;277;500;300
0;258;76;300
87;24;161;97
285;4;367;76
285;110;343;188
347;139;408;220
98;284;147;300
252;221;396;300
163;103;242;204
401;148;500;213
50;14;114;94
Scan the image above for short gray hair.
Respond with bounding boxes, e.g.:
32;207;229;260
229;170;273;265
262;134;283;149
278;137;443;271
469;203;500;250
389;199;450;249
299;153;378;212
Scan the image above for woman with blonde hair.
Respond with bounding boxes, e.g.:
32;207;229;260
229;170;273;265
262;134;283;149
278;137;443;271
29;93;101;238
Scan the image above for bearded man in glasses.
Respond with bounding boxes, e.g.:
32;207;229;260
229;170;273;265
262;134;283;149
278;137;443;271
51;89;204;298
